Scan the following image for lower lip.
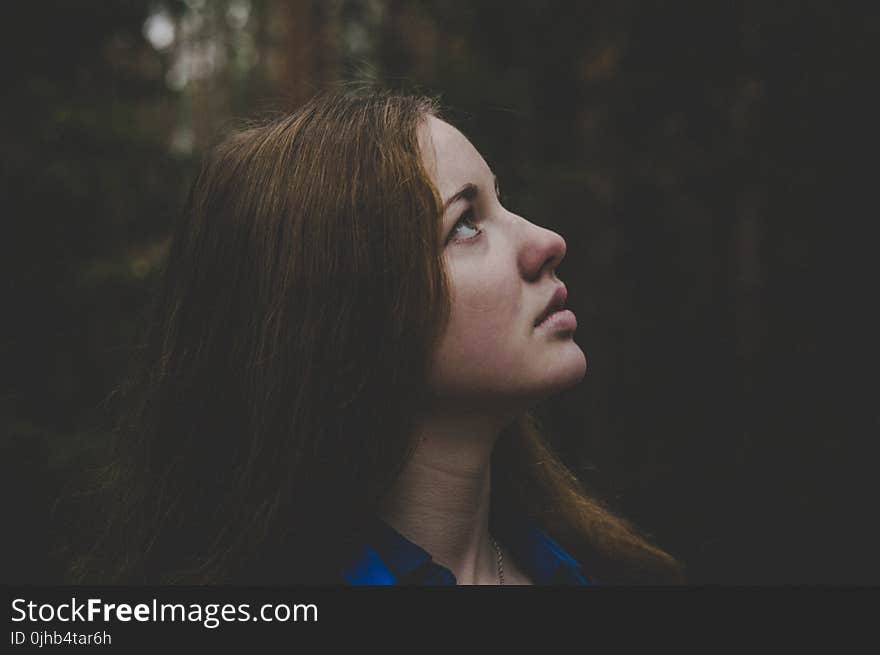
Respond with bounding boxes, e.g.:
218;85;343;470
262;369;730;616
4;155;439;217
535;309;577;332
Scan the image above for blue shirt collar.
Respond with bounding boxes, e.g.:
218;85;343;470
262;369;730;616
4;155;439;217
340;507;593;585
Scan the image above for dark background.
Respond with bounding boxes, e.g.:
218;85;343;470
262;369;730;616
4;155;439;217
2;0;877;584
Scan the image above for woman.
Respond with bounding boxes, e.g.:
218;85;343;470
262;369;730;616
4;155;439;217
76;88;683;585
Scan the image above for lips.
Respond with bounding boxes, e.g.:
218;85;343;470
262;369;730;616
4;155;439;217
534;285;568;327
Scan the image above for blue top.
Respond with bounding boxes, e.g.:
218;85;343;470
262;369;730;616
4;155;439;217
340;508;596;585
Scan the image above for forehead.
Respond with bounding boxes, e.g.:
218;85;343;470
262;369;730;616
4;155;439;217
419;116;491;199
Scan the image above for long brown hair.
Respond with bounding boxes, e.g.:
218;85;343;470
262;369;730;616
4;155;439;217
73;88;683;584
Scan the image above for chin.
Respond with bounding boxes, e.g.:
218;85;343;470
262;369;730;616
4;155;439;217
529;343;588;401
552;350;588;390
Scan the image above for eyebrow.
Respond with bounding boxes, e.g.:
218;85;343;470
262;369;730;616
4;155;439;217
442;174;499;212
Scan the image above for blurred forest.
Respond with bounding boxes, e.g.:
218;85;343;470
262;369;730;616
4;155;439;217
2;0;877;584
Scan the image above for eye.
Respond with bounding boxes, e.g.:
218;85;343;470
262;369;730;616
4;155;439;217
448;209;482;243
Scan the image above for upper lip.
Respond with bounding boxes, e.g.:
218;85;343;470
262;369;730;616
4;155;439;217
535;284;567;326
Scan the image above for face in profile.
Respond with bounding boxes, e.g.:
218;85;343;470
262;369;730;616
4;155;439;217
419;116;588;414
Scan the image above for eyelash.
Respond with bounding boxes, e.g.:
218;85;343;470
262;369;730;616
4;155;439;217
448;209;482;243
445;185;503;244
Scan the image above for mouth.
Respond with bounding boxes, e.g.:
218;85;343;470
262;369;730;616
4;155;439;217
534;285;568;327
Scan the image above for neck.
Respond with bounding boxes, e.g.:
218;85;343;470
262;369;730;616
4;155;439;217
378;409;512;584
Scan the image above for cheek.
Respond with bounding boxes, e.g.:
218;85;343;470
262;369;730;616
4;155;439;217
430;265;524;389
450;256;521;339
452;278;518;345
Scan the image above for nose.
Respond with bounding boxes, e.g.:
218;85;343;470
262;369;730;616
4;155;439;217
517;217;567;281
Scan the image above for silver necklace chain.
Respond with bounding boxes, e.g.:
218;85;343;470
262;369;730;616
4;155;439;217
490;535;505;585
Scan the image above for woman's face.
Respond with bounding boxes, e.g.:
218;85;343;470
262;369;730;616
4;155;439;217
420;116;587;412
